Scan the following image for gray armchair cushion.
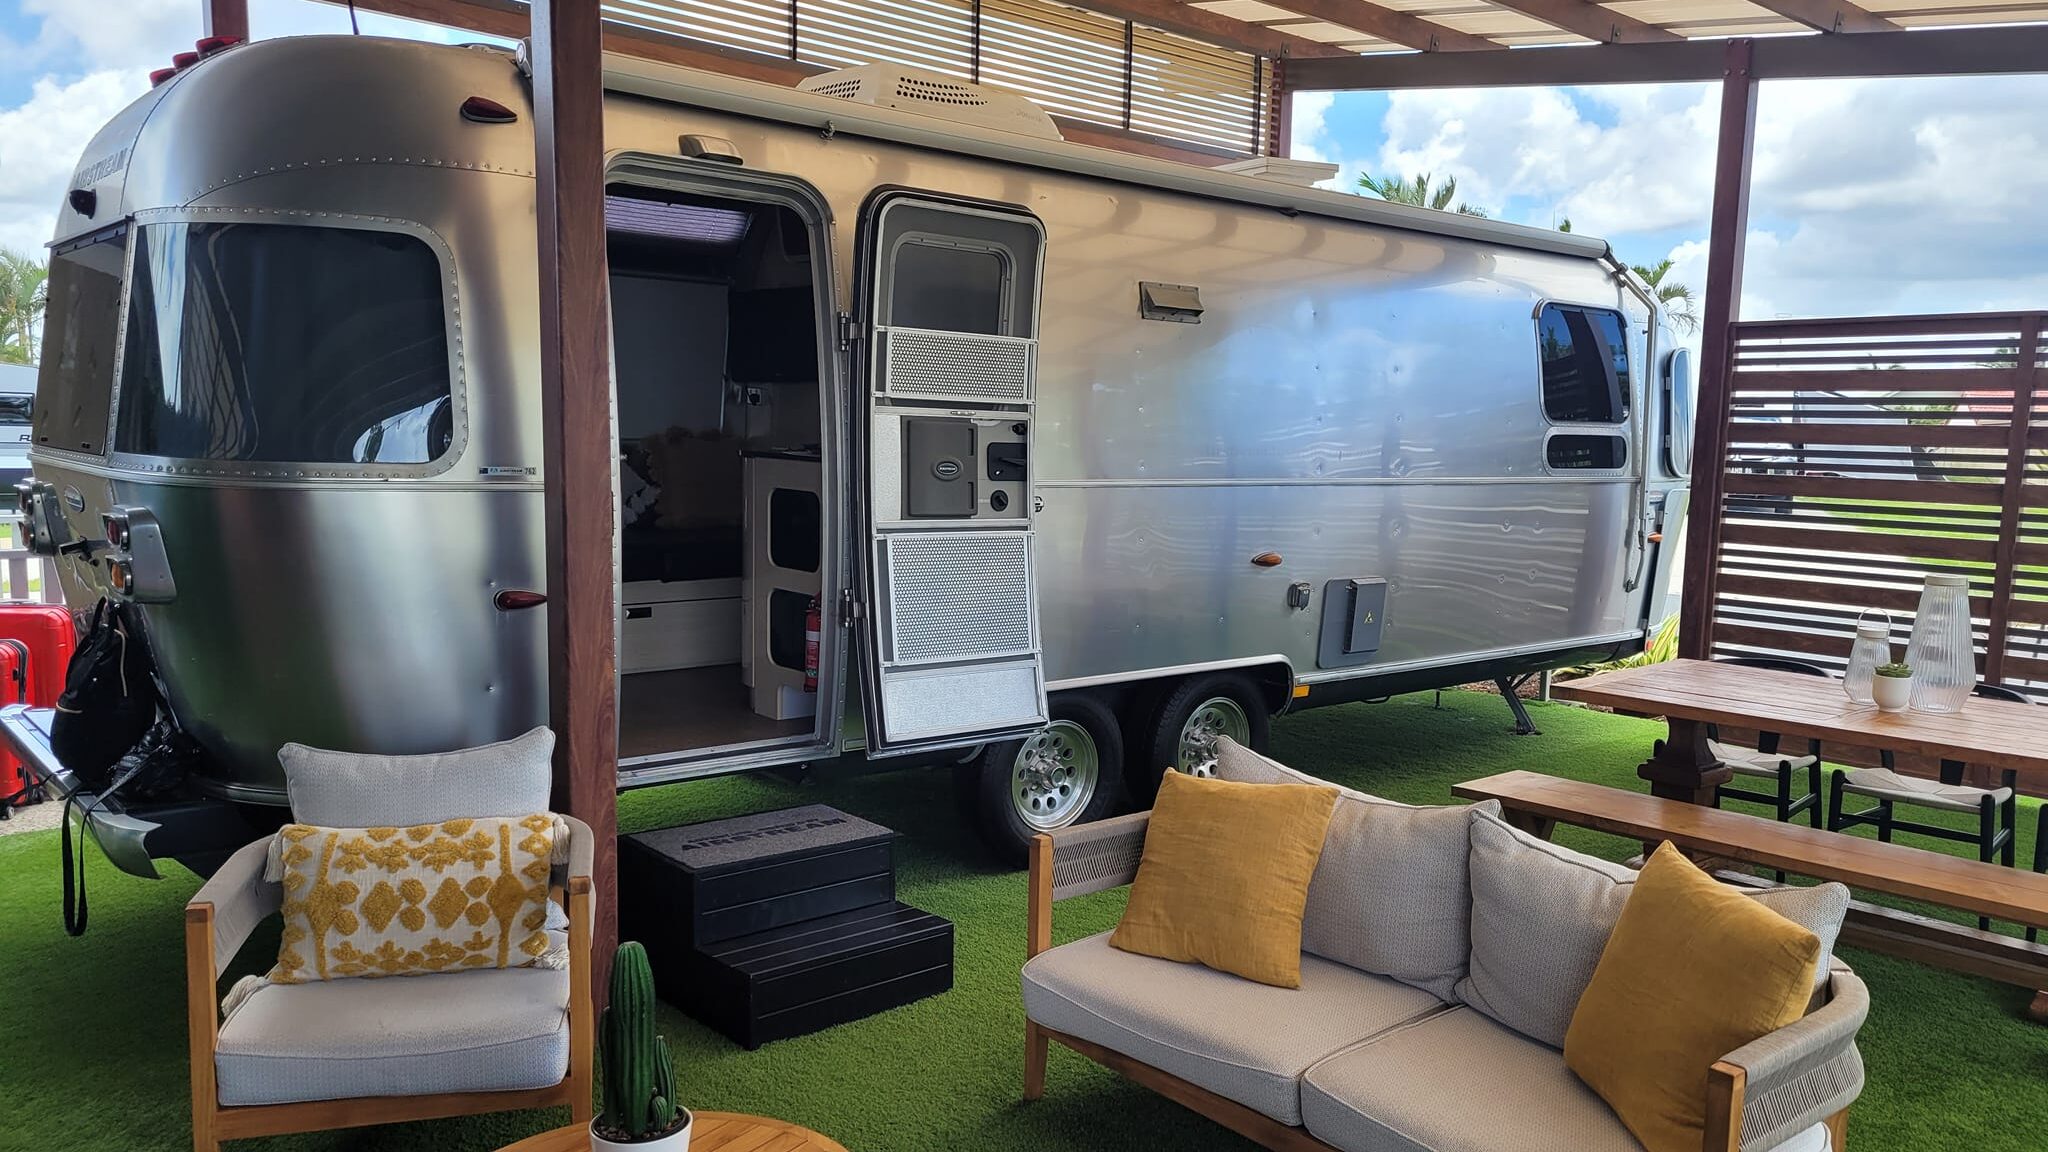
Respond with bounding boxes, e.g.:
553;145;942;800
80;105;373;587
1022;929;1442;1125
1214;737;1497;1000
1457;812;1850;1049
278;727;554;826
214;963;569;1106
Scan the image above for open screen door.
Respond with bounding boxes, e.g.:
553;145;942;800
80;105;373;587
854;194;1047;756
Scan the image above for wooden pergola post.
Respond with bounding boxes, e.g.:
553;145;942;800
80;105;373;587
1644;36;1756;804
204;0;248;39
532;0;621;998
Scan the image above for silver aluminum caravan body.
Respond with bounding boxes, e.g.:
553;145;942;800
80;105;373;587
20;35;1688;868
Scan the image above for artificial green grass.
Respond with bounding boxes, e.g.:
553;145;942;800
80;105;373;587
3;690;2045;1152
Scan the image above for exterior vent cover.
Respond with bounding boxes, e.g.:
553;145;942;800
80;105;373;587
797;64;1064;141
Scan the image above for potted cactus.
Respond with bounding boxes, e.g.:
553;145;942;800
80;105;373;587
1872;662;1914;713
591;942;692;1151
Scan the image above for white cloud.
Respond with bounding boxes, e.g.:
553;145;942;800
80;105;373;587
0;70;148;252
1334;74;2048;320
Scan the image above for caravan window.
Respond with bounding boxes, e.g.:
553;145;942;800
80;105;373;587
115;221;453;466
1538;304;1629;425
878;205;1040;338
34;226;128;455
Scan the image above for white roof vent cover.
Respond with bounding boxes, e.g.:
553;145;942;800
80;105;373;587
798;64;1063;141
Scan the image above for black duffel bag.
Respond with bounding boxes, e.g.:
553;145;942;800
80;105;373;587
51;598;160;789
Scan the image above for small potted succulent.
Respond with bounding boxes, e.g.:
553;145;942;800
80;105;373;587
1872;662;1914;713
592;942;691;1151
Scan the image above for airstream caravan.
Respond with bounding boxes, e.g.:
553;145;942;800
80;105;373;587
14;34;1689;870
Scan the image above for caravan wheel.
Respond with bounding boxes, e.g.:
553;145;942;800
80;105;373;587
1127;673;1272;806
972;695;1125;866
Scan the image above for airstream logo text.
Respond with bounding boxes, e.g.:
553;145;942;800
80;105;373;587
478;465;536;478
77;147;129;188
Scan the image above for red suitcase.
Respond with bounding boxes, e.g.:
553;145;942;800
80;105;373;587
0;603;77;707
0;604;75;812
0;637;31;811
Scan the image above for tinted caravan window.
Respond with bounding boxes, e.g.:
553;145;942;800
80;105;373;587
35;227;128;455
1539;304;1629;425
116;222;452;465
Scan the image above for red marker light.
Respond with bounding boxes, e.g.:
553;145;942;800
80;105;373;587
150;67;176;86
494;589;547;611
196;35;241;56
172;51;199;69
460;95;519;124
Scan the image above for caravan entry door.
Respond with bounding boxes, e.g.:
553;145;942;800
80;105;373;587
855;194;1047;756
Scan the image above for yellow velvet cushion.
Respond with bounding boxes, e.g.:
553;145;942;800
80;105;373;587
264;814;568;983
1565;842;1822;1152
1110;769;1338;988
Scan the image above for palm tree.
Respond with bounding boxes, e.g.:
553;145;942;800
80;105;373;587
0;249;50;366
1357;172;1489;218
1630;258;1698;334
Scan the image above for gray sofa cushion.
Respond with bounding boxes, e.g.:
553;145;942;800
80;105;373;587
1300;1006;1645;1152
1457;811;1850;1049
214;962;569;1106
1022;929;1443;1125
1214;737;1499;1000
279;727;555;826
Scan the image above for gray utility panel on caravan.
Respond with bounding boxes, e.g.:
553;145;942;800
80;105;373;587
13;35;1690;872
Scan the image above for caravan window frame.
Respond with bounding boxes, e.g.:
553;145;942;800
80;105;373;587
105;206;468;482
873;200;1043;341
32;222;133;461
1534;300;1634;477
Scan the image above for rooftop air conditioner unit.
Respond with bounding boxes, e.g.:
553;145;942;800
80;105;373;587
797;64;1064;142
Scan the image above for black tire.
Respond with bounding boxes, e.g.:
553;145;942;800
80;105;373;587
972;694;1125;867
1125;673;1273;807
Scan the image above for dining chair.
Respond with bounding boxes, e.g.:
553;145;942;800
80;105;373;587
1829;683;2024;932
1710;657;1828;840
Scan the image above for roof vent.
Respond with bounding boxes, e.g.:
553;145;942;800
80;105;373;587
797;64;1063;141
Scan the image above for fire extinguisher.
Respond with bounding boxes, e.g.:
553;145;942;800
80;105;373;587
803;597;821;693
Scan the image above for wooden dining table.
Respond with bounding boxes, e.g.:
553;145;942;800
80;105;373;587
1552;657;2048;1017
1553;658;2048;800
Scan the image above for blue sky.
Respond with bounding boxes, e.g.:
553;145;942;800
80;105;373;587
3;1;2045;328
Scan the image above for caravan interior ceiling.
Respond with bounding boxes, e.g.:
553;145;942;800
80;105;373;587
605;186;829;764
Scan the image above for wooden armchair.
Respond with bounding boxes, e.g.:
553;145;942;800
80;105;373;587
184;817;594;1151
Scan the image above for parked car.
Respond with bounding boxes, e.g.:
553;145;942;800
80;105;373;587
0;364;35;506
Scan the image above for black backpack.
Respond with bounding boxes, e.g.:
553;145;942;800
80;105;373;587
51;598;159;788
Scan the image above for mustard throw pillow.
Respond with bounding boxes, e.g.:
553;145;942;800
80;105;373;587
1110;770;1338;988
1565;843;1822;1152
265;814;568;983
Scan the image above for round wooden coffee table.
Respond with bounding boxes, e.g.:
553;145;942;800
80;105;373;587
499;1113;848;1152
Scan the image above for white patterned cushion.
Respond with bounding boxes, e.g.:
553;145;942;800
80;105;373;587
279;727;555;827
1457;811;1849;1049
1022;929;1444;1124
1215;738;1498;1000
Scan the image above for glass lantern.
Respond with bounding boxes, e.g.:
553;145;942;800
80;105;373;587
1905;574;1976;713
1843;608;1893;705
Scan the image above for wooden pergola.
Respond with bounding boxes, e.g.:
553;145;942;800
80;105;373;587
195;0;2048;978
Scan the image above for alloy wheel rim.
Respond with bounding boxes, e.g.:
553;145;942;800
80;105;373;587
1177;697;1250;777
1012;720;1099;831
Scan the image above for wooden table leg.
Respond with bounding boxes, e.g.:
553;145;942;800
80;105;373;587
1637;717;1734;806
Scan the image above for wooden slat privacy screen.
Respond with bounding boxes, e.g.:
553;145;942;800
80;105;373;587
599;0;1266;154
1707;311;2048;694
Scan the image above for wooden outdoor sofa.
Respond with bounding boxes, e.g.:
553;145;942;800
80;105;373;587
1021;743;1867;1152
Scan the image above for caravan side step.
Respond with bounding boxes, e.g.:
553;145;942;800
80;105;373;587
620;804;954;1048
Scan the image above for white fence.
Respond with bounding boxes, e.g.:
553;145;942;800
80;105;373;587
0;523;57;604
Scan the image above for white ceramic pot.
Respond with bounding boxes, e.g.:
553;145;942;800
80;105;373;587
590;1111;692;1152
1872;675;1913;713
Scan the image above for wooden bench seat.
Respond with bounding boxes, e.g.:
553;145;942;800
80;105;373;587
1452;771;2048;1010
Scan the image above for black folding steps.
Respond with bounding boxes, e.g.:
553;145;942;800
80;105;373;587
619;804;954;1049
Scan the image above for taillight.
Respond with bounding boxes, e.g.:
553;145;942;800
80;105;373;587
107;558;135;597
